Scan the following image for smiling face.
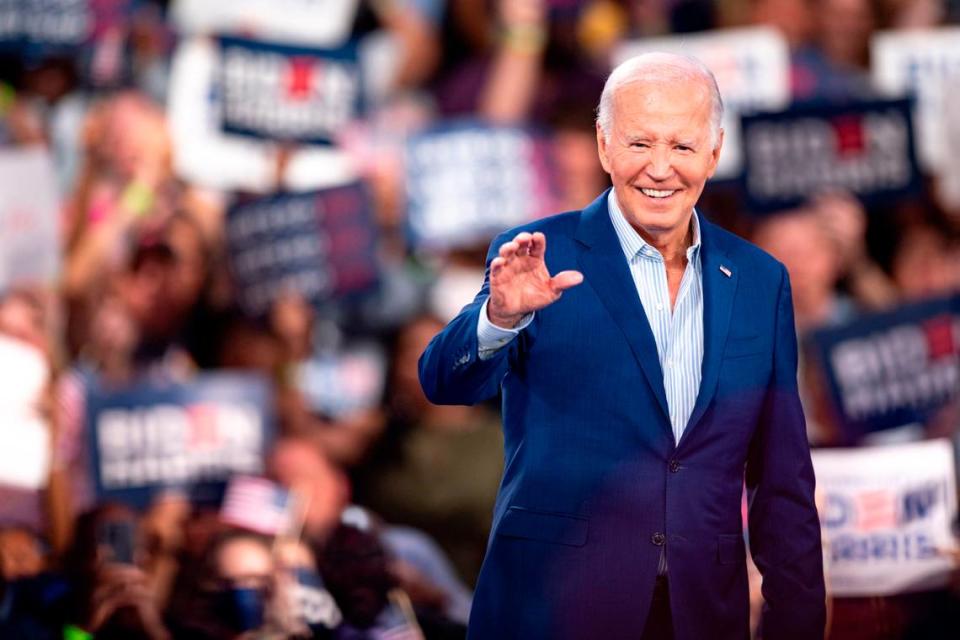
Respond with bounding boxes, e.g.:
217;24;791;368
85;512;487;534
597;76;722;250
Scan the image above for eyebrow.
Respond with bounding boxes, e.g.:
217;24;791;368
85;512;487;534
624;134;698;147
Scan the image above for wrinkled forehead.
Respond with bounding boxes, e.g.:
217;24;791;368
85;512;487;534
613;72;713;109
610;79;715;137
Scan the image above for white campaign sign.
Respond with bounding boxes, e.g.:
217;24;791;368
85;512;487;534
938;75;960;209
0;146;61;289
167;37;356;193
0;335;51;490
405;124;558;250
171;0;358;48
613;27;790;179
871;27;960;173
812;439;958;596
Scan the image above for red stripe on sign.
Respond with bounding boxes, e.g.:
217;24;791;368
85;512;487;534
856;489;897;531
286;57;314;101
923;316;955;359
832;115;865;156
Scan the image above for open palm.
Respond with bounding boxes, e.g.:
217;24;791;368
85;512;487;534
487;231;583;327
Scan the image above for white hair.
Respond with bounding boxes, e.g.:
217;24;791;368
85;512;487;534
596;52;724;148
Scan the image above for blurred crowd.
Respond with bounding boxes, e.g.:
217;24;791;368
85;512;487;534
0;0;959;639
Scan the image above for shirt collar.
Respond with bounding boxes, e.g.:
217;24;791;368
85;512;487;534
606;189;701;264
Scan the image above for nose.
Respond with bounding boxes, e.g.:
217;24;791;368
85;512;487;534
645;145;674;181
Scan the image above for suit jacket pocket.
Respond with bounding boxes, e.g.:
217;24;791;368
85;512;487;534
498;506;589;547
717;534;746;565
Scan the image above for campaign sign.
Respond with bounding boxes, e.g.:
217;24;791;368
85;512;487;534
812;439;958;596
405;121;559;250
613;27;791;179
168;37;358;193
741;99;920;212
290;568;342;632
217;36;362;146
296;342;386;419
87;373;273;508
226;182;379;315
0;0;94;48
0;0;131;50
872;27;960;173
0;146;60;290
171;0;358;49
0;335;51;490
938;75;960;210
810;295;960;441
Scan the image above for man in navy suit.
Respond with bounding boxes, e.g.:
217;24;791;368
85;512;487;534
419;52;826;640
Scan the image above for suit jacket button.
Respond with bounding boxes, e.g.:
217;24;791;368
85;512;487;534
669;459;680;473
651;532;666;546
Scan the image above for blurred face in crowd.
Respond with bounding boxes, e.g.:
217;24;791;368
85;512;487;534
391;316;445;413
753;211;839;323
892;225;956;300
211;534;275;636
816;0;874;68
270;439;349;542
750;0;813;48
216;536;274;590
597;73;722;248
553;127;609;211
121;245;178;341
103;94;171;180
165;216;208;313
120;215;207;344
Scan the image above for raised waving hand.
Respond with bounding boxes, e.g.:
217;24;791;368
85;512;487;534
487;231;583;328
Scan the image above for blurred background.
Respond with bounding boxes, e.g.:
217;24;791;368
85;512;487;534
0;0;959;638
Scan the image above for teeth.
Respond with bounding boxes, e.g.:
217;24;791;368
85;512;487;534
640;188;675;198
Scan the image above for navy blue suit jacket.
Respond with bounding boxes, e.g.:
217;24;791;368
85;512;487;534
419;191;826;640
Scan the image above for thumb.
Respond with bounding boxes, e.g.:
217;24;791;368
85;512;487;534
551;270;584;292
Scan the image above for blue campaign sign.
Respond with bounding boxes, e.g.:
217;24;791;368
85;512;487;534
0;0;132;52
404;120;560;250
226;182;379;316
217;36;362;145
810;294;960;442
740;98;922;213
86;373;274;509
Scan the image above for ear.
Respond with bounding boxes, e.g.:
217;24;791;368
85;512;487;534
596;121;612;175
706;128;724;179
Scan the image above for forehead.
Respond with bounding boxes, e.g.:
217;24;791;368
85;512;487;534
218;538;274;577
611;77;713;140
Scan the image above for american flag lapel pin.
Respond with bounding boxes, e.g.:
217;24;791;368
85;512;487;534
719;265;732;278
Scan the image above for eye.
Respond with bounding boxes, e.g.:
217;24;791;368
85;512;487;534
630;142;649;149
675;145;693;152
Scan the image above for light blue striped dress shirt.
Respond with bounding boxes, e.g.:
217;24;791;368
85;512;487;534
477;190;704;446
606;191;704;446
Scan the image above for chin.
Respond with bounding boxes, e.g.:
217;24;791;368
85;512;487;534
631;210;686;231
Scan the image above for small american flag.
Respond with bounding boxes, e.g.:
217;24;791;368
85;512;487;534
377;590;424;640
220;475;294;536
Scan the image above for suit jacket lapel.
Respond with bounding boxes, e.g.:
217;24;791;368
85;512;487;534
574;191;671;425
680;213;737;446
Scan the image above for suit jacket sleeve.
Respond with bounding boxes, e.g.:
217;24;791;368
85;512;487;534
747;264;827;640
419;231;524;406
